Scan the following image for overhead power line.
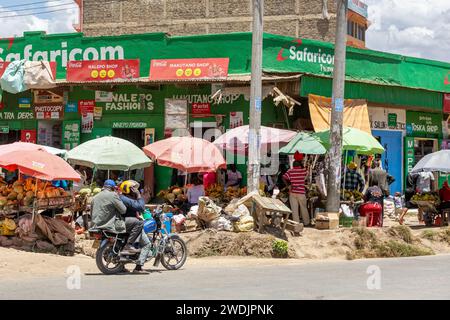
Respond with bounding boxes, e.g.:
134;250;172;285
1;0;67;9
0;6;78;19
0;2;75;13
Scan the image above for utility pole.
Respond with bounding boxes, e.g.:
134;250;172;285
326;0;348;212
247;0;263;193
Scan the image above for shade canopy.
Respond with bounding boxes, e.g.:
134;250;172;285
411;150;450;173
143;136;226;173
0;142;67;157
214;125;297;155
67;136;152;171
313;127;385;155
278;131;327;155
0;149;80;181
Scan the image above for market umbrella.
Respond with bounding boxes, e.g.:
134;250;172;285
143;136;226;173
0;149;81;181
67;136;152;171
213;125;297;155
278;131;327;155
313;127;385;155
411;150;450;173
0;142;67;157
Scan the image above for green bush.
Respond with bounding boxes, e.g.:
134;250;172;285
272;239;288;258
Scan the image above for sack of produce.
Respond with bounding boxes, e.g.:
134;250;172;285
209;217;233;231
197;197;221;223
233;215;254;232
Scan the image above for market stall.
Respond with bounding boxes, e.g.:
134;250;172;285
0;146;81;254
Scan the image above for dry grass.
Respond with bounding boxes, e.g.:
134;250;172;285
421;230;438;241
387;225;414;244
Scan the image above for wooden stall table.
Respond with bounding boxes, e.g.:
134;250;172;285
249;195;292;233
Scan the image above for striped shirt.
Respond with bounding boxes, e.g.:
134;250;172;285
283;167;307;194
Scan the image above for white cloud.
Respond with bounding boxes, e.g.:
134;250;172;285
0;4;78;38
364;0;450;63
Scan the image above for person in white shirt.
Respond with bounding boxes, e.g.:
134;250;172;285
416;171;435;193
186;176;205;205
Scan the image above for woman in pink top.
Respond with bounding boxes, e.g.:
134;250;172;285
202;171;217;189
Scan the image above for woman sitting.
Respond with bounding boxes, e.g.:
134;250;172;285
359;182;384;227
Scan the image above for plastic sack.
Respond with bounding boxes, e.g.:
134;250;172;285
23;61;56;89
232;204;250;218
0;60;28;93
339;204;353;217
197;197;222;223
383;198;395;216
173;214;186;226
233;215;254;232
209;217;233;231
188;205;199;218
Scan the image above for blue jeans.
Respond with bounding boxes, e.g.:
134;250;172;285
137;230;152;266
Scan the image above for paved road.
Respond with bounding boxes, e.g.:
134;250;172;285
2;255;450;299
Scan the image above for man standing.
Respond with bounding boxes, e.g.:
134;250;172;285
342;162;365;192
368;160;393;196
91;179;127;234
282;161;309;226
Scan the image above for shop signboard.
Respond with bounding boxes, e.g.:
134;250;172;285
63;120;81;150
21;130;36;143
79;100;94;134
0;125;9;134
368;107;405;130
347;0;368;19
0;61;10;77
78;100;95;114
65;101;78;113
149;58;229;81
165;99;188;129
66;59;140;82
34;104;64;120
112;121;147;129
33;89;64;104
404;136;415;187
191;102;211;115
95;91;114;102
18;98;31;108
406;111;442;138
444;94;450;113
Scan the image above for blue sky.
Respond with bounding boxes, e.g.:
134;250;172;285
1;0;449;63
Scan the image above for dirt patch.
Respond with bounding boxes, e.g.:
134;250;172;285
181;229;297;258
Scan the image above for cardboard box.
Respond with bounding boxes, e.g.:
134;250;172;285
315;213;339;230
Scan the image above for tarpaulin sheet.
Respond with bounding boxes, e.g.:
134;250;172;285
308;94;371;134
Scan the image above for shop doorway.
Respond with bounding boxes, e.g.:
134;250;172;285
372;130;403;194
37;121;62;148
112;129;145;148
0;130;20;145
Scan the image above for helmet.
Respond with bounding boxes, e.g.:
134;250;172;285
119;180;139;194
104;179;116;188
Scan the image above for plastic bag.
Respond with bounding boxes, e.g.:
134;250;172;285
0;60;27;93
232;204;250;218
23;61;56;89
209;217;233;231
197;197;222;223
339;204;353;217
173;214;186;226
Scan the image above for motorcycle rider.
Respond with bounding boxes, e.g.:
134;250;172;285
119;180;153;274
91;179;127;234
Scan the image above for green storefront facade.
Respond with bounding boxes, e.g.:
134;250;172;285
2;31;450;192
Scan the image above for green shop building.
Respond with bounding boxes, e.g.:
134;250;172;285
1;31;450;193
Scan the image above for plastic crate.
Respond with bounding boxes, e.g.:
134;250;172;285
339;216;354;227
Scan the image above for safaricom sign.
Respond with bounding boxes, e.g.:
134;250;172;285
0;42;124;67
289;46;335;72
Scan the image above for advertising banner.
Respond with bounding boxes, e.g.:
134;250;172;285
95;90;114;102
191;102;211;115
34;104;64;120
406;111;442;138
66;59;140;82
150;58;229;80
33;89;64;104
20;130;37;143
63;120;81;150
444;94;450;113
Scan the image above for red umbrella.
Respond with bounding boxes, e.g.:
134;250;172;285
0;149;80;181
143;136;226;173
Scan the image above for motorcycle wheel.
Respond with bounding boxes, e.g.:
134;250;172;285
95;242;125;275
161;237;187;270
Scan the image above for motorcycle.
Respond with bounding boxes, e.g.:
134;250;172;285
89;211;187;275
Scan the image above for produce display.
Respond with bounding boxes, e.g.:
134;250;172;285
0;177;70;210
411;192;440;203
341;190;363;201
157;186;187;203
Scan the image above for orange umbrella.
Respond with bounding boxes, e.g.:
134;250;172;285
0;149;80;181
143;136;226;173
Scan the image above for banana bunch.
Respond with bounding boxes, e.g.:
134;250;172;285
225;187;240;200
205;183;224;199
411;193;439;202
341;189;363;201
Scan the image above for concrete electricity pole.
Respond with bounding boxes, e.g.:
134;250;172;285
326;0;348;212
247;0;263;193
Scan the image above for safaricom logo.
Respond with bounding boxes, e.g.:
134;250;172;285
277;39;335;73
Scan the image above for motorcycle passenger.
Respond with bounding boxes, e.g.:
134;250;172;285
119;180;152;274
91;179;127;234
